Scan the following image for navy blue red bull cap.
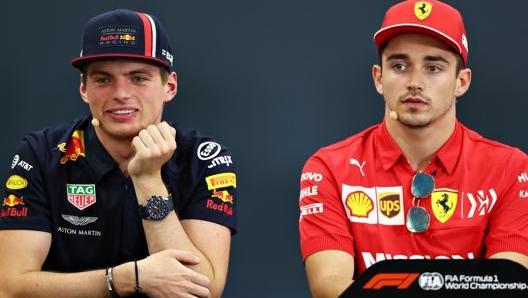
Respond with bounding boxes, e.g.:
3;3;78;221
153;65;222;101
72;9;174;71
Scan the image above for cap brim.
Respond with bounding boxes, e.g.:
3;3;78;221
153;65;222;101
71;54;170;70
373;24;462;57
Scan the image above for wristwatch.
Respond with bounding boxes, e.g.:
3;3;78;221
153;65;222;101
138;195;174;220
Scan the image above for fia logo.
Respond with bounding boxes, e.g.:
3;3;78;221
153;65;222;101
418;272;444;290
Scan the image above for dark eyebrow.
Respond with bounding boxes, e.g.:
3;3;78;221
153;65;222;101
386;53;450;64
87;69;111;77
386;53;409;61
423;55;450;64
128;68;156;76
87;68;155;77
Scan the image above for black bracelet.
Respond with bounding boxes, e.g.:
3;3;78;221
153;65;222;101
105;266;120;298
134;259;142;294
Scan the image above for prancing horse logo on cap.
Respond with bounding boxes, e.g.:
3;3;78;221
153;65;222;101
414;1;433;20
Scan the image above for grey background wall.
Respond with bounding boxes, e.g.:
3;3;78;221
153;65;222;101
2;1;527;297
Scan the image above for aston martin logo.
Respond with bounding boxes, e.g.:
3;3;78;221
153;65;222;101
62;214;98;226
414;1;432;20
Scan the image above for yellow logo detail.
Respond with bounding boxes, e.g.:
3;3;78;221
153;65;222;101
213;190;234;204
414;1;433;20
346;191;373;218
378;192;400;218
205;172;237;190
431;189;458;223
120;34;136;41
6;175;28;190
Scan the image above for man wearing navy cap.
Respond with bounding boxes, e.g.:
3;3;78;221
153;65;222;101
0;9;237;298
298;1;528;297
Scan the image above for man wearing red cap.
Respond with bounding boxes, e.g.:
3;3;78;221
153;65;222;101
0;9;237;298
298;1;528;297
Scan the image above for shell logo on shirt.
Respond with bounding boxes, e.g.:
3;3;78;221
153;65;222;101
345;191;373;218
342;184;404;225
58;130;86;164
431;188;458;223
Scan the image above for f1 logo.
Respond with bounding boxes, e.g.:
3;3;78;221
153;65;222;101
363;273;419;289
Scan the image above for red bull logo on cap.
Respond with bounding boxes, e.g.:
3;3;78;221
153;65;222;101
58;130;86;164
120;34;136;41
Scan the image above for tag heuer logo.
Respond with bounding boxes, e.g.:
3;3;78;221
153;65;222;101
67;184;96;210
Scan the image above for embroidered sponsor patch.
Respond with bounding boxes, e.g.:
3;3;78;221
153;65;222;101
1;194;28;218
67;184;96;210
205;172;237;190
5;175;28;190
197;141;221;160
58;130;86;164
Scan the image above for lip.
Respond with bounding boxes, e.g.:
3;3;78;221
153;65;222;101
105;107;139;121
402;97;427;108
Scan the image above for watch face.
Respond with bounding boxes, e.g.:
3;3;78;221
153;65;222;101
146;197;170;220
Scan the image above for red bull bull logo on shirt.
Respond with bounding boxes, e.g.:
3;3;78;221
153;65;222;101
1;194;28;217
205;173;236;216
58;130;86;164
212;190;234;204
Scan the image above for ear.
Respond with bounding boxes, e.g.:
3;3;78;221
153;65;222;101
372;64;383;95
454;67;471;97
164;71;178;103
79;74;89;104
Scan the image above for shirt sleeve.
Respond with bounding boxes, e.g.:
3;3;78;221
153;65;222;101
1;137;52;232
484;148;528;257
178;139;238;235
298;149;355;262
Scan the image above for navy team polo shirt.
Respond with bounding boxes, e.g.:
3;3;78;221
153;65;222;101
1;116;237;275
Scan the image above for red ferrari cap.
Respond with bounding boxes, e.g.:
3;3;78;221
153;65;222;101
373;0;468;66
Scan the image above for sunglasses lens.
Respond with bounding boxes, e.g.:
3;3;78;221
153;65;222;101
412;172;435;198
406;206;430;233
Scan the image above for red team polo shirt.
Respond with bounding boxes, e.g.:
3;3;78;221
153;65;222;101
299;120;528;278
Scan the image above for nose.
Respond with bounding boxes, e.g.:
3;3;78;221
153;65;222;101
407;69;424;93
112;78;132;100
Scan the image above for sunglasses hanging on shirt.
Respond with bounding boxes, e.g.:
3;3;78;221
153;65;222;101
406;171;436;233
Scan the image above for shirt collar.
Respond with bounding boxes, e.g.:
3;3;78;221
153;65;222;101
376;119;462;175
84;121;118;181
